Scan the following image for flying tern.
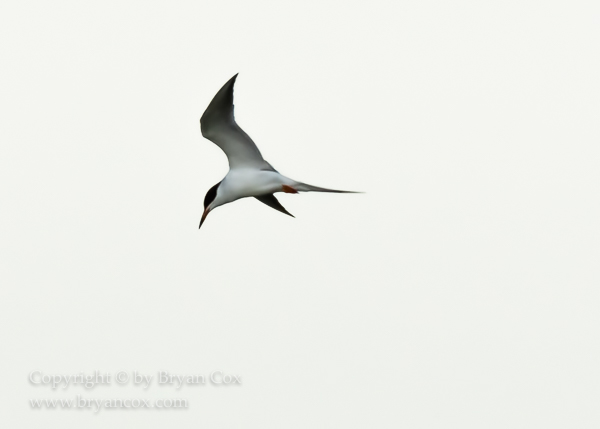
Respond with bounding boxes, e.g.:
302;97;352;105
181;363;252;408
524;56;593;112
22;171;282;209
199;74;357;229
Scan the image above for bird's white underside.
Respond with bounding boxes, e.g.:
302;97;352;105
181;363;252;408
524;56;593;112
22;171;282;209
214;169;298;208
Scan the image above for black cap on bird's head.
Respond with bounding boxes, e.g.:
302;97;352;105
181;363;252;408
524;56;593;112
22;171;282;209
199;181;221;229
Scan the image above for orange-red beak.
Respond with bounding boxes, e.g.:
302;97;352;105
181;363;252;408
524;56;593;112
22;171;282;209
199;208;211;229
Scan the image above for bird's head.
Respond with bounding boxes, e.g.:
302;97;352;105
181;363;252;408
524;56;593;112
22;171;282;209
199;181;223;229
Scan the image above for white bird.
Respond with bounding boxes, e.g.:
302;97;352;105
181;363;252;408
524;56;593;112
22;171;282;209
199;74;358;229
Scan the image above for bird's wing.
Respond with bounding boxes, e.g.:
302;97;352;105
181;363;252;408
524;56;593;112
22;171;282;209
200;74;271;170
255;194;294;217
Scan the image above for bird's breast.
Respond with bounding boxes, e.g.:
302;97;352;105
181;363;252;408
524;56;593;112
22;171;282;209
221;170;286;201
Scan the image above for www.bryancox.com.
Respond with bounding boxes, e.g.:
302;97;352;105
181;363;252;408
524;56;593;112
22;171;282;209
31;396;188;412
28;370;241;412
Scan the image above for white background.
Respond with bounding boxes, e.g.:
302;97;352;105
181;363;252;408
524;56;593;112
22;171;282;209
1;0;599;427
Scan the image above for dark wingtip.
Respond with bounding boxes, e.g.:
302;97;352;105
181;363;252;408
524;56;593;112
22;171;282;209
220;74;239;94
254;194;295;219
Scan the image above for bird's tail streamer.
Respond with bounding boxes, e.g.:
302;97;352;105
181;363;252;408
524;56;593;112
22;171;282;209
295;183;361;193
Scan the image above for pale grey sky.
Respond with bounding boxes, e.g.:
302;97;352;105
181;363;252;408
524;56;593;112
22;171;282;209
1;0;599;428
